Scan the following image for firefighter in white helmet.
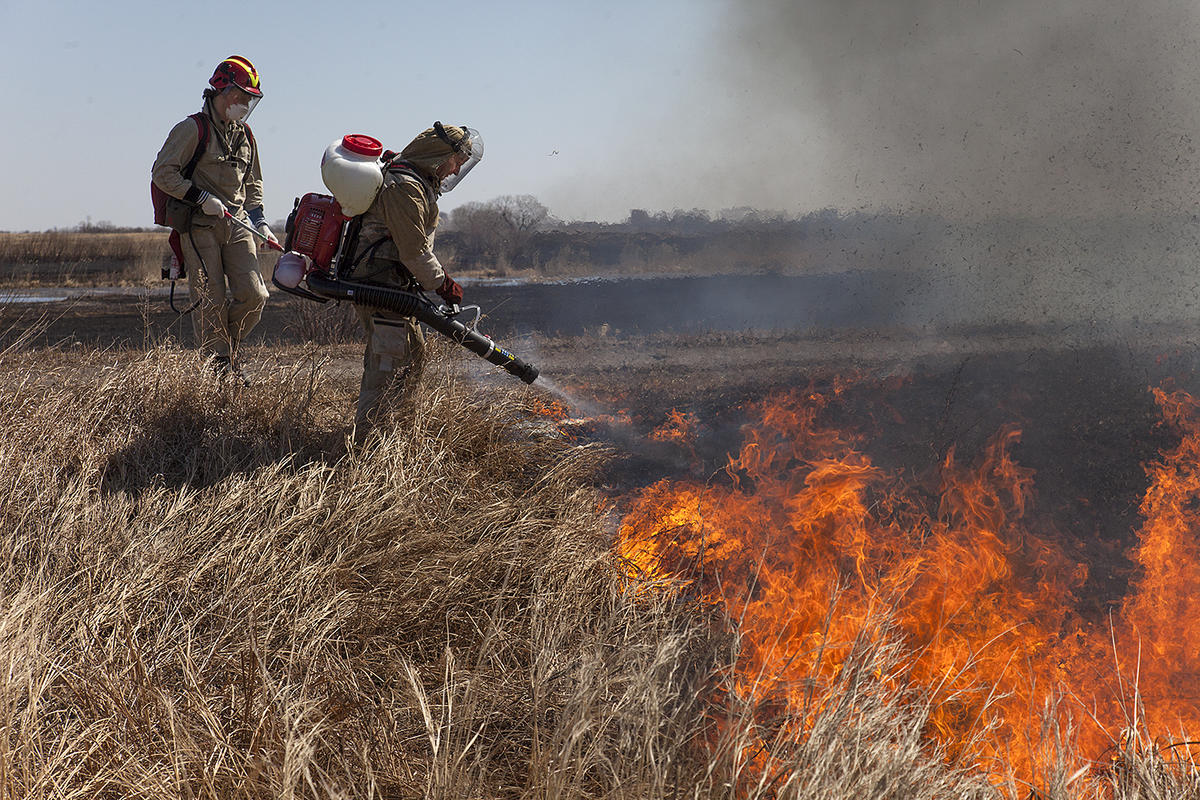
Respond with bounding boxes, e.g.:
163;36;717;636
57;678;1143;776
151;55;275;383
345;121;481;437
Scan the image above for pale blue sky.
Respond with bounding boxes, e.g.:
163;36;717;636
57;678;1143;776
4;1;1200;232
0;0;779;231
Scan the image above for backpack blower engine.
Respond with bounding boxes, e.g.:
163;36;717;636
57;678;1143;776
271;136;538;385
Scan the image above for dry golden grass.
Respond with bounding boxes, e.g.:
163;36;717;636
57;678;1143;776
278;299;363;345
0;231;169;286
0;329;1196;798
0;232;278;287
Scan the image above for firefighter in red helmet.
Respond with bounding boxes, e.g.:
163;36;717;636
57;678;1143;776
151;55;274;383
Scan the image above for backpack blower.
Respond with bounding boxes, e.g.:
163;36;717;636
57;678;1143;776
271;135;539;385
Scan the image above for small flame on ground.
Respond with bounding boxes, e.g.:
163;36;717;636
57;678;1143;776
534;376;608;418
530;378;635;438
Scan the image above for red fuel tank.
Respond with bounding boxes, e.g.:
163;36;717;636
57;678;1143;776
284;193;346;268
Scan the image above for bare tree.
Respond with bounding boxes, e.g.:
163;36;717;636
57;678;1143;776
444;196;551;268
492;195;549;233
442;202;503;264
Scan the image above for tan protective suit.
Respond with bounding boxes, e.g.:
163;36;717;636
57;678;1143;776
151;99;269;359
345;127;463;433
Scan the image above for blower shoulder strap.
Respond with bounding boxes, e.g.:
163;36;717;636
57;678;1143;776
336;214;365;280
387;161;436;207
243;123;257;164
151;113;210;231
183;112;210;180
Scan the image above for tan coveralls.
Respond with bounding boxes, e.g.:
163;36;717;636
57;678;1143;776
346;163;447;430
151;100;269;359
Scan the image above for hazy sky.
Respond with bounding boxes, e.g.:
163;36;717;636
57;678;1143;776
0;0;729;231
4;0;1200;231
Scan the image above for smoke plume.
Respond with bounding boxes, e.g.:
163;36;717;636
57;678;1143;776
714;0;1200;219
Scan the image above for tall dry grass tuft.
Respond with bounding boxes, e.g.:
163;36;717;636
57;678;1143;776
279;297;363;345
0;339;720;798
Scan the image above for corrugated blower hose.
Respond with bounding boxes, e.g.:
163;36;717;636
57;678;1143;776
301;270;539;384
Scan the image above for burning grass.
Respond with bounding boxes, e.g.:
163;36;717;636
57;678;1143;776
618;382;1200;798
1;327;1197;798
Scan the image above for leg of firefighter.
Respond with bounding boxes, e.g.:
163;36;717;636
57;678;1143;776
353;309;426;443
221;225;269;365
184;223;235;368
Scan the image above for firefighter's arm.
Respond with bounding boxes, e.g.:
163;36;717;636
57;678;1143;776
377;181;445;291
151;118;208;204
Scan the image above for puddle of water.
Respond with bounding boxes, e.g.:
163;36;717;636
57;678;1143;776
0;295;67;304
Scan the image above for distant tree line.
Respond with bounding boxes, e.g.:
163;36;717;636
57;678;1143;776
71;219;154;234
37;199;1196;285
437;196;924;275
48;197;989;278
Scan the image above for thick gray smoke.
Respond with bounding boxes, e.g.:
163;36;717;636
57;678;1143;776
699;0;1200;329
719;0;1200;219
542;2;1200;330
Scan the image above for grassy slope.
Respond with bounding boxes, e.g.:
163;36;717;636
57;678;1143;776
0;334;1195;799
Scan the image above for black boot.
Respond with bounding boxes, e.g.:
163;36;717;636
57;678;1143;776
208;355;250;386
209;355;233;377
229;361;251;387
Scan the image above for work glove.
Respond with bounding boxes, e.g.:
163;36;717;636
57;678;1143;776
200;194;226;217
436;274;463;306
257;223;278;246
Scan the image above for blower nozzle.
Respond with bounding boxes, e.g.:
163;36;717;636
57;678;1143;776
304;271;539;384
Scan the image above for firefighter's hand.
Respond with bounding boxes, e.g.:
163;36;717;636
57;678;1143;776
257;223;278;246
200;194;226;217
437;274;463;306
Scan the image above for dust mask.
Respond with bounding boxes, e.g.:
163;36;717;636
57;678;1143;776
225;103;249;122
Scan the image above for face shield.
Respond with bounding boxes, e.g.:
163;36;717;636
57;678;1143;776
437;125;483;193
222;86;261;124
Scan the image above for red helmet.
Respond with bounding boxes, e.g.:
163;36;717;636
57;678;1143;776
209;56;262;97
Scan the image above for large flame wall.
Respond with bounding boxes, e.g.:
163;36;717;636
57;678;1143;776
616;385;1200;780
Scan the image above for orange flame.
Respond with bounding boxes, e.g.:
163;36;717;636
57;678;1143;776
529;396;572;420
617;385;1200;783
1115;388;1200;739
530;392;634;438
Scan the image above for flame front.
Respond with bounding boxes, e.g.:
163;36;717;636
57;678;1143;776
1116;388;1200;741
617;385;1200;781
